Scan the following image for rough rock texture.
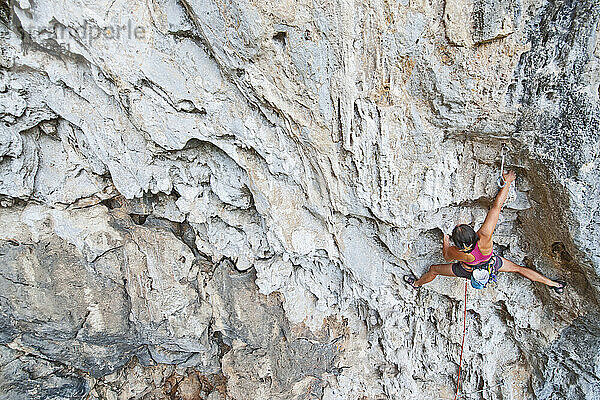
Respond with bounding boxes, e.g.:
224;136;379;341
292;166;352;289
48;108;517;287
0;0;599;399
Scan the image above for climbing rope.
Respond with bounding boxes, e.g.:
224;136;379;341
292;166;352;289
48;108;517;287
454;279;468;400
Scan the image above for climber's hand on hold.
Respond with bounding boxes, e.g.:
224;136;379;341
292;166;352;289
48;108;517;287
502;170;516;184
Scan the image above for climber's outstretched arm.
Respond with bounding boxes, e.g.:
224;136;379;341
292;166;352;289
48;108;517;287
478;170;516;238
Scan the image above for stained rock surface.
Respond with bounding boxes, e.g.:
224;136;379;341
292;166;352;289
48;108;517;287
0;0;599;399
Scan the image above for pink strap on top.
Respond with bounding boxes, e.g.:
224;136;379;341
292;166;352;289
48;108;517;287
465;241;493;266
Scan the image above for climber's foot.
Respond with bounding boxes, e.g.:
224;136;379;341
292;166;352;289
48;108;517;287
550;280;566;295
403;275;421;290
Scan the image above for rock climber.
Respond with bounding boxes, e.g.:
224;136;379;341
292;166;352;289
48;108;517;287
404;170;566;293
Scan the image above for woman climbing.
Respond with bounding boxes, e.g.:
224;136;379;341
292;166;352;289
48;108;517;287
404;170;566;293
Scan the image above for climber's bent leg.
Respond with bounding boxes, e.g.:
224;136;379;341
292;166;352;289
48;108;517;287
498;257;561;287
414;263;455;287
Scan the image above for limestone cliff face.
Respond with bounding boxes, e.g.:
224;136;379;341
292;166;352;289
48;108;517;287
0;0;599;399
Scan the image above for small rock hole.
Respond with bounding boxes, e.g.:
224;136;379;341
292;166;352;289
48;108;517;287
101;197;123;210
183;138;203;150
551;241;573;263
130;214;147;225
551;241;565;254
273;31;287;48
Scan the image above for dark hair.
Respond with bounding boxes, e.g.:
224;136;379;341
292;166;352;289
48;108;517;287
451;224;479;252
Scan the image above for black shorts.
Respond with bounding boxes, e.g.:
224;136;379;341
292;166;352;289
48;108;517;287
452;255;503;280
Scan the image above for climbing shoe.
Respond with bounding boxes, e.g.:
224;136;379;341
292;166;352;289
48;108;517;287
551;280;566;295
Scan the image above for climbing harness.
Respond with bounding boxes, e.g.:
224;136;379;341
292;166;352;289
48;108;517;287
497;144;507;188
454;279;468;400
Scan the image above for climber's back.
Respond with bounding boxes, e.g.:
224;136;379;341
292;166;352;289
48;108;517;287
450;225;493;265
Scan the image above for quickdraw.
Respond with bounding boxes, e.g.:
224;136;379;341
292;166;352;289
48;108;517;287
497;144;507;188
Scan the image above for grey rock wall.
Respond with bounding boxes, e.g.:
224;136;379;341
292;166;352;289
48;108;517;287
0;0;599;399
